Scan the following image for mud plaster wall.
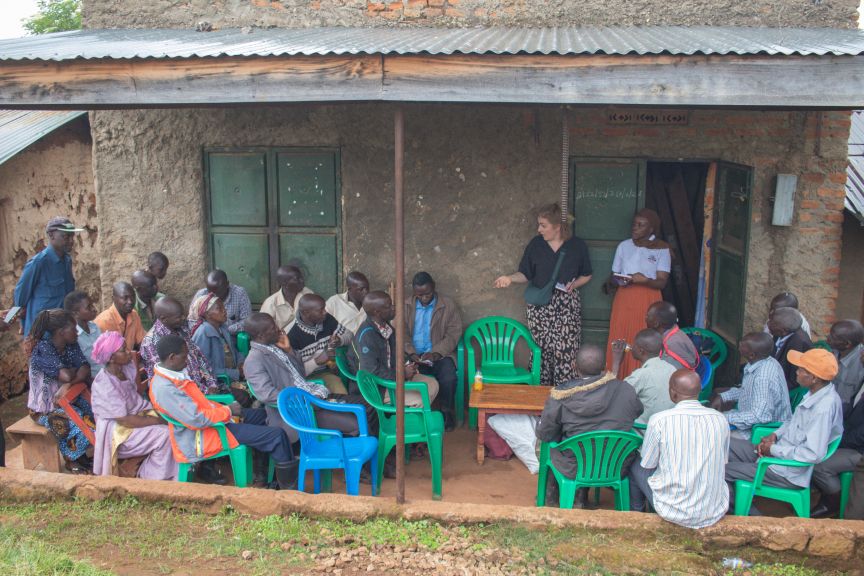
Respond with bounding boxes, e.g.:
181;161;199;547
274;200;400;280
83;0;859;29
0;117;98;398
89;106;848;342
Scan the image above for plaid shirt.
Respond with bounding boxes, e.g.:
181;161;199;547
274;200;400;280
192;284;252;335
720;356;791;434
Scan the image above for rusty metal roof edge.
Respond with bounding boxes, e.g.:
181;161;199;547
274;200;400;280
0;110;86;166
1;26;864;61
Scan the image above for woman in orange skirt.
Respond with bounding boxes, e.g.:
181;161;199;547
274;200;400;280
605;209;671;378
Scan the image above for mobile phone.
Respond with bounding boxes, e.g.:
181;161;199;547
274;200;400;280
4;307;21;323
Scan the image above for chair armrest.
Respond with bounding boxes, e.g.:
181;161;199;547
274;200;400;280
217;374;231;388
206;394;235;405
750;423;782;445
752;455;811;486
527;340;542;385
212;422;231;450
404;381;432;412
632;422;647;431
306;396;369;436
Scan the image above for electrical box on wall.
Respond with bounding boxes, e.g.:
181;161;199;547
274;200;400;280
772;174;797;226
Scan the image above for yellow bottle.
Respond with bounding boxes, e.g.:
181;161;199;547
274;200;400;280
473;369;484;392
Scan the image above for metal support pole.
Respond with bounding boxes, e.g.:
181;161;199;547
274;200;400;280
394;107;406;504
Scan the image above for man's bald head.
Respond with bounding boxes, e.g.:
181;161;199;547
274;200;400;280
205;269;229;299
829;320;864;354
154;296;185;330
363;291;394;322
575;344;606;377
131;269;159;300
768;306;802;336
245;312;279;344
633;329;663;357
669;369;702;403
276;265;304;291
770;292;799;312
740;332;774;360
298;294;327;325
112;281;136;316
646;301;678;331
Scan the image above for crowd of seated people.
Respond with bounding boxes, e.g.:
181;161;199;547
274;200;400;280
3;220;862;527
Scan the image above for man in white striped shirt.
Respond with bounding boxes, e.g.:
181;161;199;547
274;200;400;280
629;370;730;529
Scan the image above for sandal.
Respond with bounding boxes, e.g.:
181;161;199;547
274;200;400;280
65;460;92;475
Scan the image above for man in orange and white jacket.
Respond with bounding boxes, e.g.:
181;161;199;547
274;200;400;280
149;333;297;489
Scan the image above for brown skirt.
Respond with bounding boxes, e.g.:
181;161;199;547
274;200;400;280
605;284;663;379
526;289;582;386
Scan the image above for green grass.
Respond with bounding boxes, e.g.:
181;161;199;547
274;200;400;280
0;497;854;575
0;526;112;576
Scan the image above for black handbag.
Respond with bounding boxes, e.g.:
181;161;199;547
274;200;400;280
524;249;566;306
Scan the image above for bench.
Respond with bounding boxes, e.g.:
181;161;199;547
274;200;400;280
7;416;62;473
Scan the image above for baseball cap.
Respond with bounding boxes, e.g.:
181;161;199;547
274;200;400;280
787;348;839;382
45;217;84;234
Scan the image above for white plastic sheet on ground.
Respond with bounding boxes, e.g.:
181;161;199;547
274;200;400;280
487;414;540;474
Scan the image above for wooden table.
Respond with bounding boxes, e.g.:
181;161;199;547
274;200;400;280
468;384;551;464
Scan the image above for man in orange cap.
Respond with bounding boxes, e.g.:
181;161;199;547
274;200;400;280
725;348;843;513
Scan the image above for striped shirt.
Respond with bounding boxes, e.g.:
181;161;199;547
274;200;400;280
642;400;730;529
720;356;791;436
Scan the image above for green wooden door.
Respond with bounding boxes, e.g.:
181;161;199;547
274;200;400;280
709;162;753;345
206;149;341;306
571;159;646;347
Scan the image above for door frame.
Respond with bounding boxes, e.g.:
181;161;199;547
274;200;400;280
203;146;343;298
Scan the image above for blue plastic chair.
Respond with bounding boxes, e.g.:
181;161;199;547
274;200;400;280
277;387;379;496
695;355;713;402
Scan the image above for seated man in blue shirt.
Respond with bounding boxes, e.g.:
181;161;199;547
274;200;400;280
725;348;843;515
404;272;462;431
14;217;83;334
710;332;792;440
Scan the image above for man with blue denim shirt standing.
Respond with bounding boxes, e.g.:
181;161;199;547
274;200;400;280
14;217;83;334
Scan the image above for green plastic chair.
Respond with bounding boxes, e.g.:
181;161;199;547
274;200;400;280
334;346;357;386
788;386;808;412
681;327;727;400
237;331;251;357
750;422;782;444
157;412;253;487
734;436;842;517
459;316;542;428
839;471;853;520
536;430;643;510
356;370;444;500
812;339;832;351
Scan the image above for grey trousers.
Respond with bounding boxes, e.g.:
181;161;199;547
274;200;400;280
847;454;864;519
812;448;862;495
629;460;656;512
725;437;800;489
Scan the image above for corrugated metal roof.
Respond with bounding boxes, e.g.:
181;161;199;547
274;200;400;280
0;110;86;166
846;111;864;223
1;26;864;61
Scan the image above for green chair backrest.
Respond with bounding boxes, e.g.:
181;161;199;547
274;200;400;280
789;386;808;412
812;339;832;351
157;411;232;451
356;370;392;414
681;327;728;370
237;331;251;357
463;316;539;375
551;430;643;485
355;370;434;439
335;346;357;382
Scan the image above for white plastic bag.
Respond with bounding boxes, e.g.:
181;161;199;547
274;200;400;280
487;414;540;474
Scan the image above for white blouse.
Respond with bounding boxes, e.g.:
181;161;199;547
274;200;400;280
612;238;671;279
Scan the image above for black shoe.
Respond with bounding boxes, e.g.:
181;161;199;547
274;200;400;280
274;460;299;490
812;493;841;518
196;461;227;485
